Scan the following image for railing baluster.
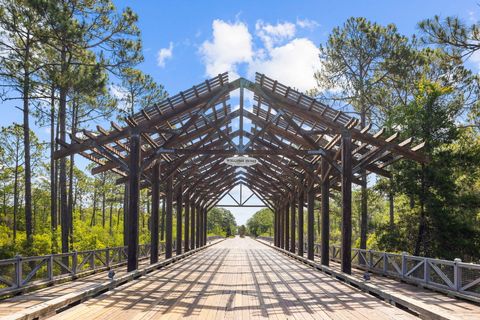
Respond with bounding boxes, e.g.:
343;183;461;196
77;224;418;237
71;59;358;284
15;255;22;288
454;258;461;292
72;251;78;275
48;255;53;281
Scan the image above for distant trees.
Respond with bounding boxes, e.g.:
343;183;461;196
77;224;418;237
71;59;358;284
246;208;273;237
238;225;246;238
207;208;237;237
0;125;43;243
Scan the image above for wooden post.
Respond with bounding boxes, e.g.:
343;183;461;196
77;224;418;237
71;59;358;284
278;205;285;249
123;183;129;246
298;191;304;257
285;203;290;252
127;133;141;272
184;191;190;252
203;206;207;245
196;203;201;248
307;184;315;261
290;197;296;253
160;197;165;241
274;209;278;246
165;175;173;259
176;184;183;255
150;162;160;264
321;157;330;266
341;130;352;274
190;200;195;249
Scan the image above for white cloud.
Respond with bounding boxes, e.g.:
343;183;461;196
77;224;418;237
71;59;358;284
255;20;296;50
248;38;320;92
199;20;253;78
157;42;173;68
199;19;320;92
296;18;319;30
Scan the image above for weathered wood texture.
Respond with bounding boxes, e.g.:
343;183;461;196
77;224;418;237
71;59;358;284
45;237;419;320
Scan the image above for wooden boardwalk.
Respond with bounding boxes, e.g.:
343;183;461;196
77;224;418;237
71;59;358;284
43;237;415;320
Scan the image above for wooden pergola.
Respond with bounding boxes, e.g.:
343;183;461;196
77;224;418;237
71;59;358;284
54;73;427;274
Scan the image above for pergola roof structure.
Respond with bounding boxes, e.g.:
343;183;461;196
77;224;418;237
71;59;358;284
55;72;426;210
54;72;428;274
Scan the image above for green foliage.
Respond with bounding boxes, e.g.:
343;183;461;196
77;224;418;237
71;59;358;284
246;208;273;237
207;207;236;237
238;225;246;238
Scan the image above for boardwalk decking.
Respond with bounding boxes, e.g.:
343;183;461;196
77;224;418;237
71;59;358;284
42;237;416;320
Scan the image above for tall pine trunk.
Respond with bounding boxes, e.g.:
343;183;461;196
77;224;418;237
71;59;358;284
68;101;77;249
360;107;368;251
50;85;57;231
23;69;33;244
59;46;69;254
12;144;19;242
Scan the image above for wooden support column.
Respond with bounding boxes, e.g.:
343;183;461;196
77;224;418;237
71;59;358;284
274;209;278;247
321;157;330;266
341;130;352;274
165;175;173;259
150;162;160;264
307;184;315;261
190;200;195;249
298;191;304;256
285;203;290;252
127;133;141;272
290;197;296;253
160;197;165;241
279;206;284;248
176;184;183;255
203;206;207;245
123;183;129;246
184;192;190;252
196;203;201;248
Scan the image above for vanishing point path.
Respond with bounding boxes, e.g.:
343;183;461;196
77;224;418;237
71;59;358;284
48;237;414;320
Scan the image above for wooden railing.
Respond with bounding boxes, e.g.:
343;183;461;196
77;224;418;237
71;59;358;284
256;236;480;299
0;236;223;296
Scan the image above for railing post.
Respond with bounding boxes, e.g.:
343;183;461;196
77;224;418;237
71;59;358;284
401;252;407;278
424;257;430;284
15;255;22;288
48;255;54;281
454;258;462;291
383;253;388;275
90;251;95;271
106;247;110;267
368;250;373;269
72;251;78;275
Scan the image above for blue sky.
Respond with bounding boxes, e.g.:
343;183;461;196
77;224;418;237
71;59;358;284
1;0;478;224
